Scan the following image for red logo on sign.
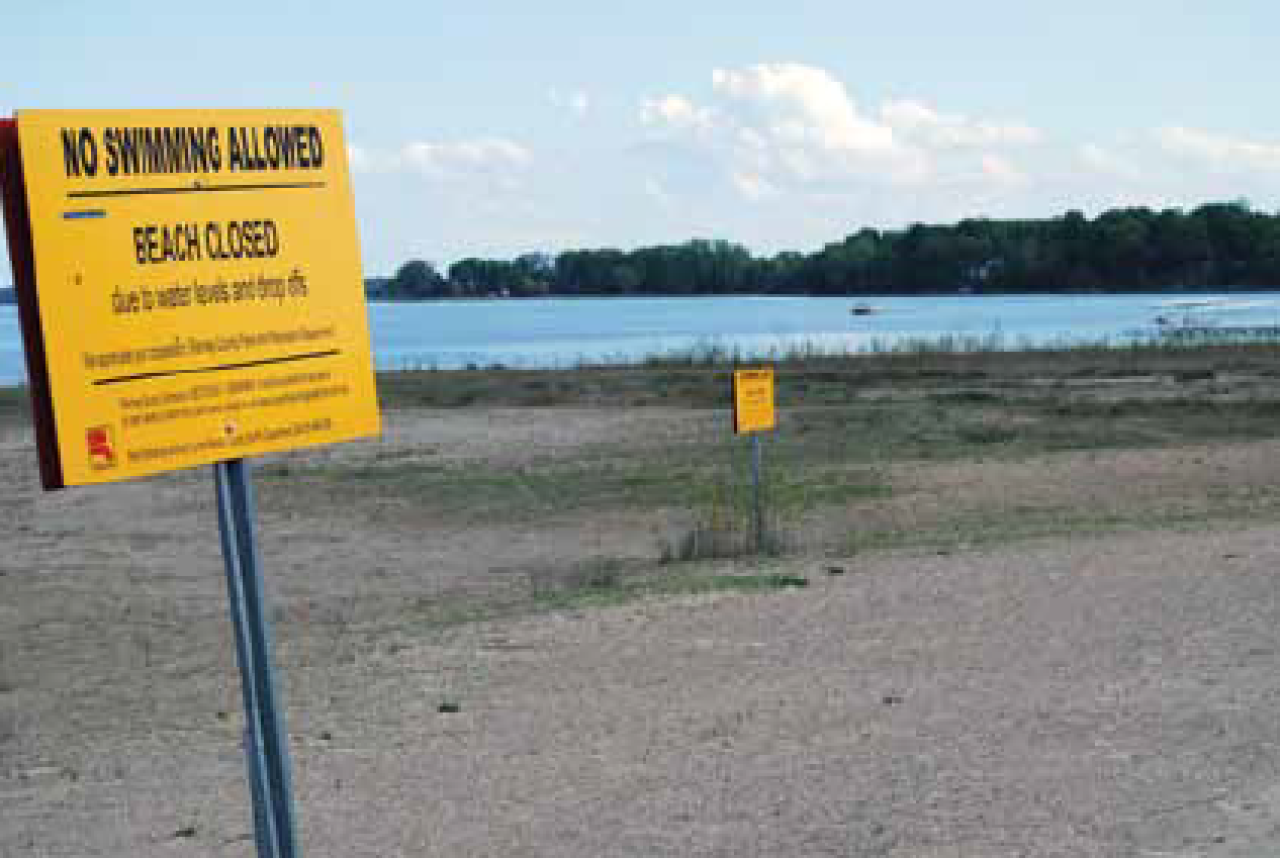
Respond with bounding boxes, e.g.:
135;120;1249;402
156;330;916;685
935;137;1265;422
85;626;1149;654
86;426;116;469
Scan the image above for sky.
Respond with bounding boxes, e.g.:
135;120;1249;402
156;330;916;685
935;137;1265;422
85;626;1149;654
4;1;1280;274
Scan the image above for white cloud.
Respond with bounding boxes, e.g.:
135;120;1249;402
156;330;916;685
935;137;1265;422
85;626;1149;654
640;94;715;132
710;63;897;155
347;144;402;174
1155;125;1280;173
400;137;532;177
637;63;1050;202
882;99;1041;148
347;136;533;187
640;64;924;195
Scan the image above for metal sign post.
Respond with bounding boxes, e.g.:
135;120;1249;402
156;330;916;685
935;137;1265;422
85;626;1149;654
750;433;765;553
732;367;776;554
215;458;299;858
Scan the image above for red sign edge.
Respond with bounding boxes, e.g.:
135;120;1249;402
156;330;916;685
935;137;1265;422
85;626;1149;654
0;117;65;489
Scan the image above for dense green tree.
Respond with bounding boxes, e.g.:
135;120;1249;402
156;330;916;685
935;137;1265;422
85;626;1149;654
389;259;445;298
381;202;1280;299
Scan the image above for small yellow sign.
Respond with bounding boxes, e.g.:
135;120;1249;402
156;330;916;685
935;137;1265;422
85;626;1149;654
10;108;380;488
733;367;776;434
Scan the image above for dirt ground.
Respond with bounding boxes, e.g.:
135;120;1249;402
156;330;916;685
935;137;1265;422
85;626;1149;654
7;406;1280;856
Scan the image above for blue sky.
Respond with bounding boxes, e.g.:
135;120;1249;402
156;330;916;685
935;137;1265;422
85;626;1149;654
4;1;1280;273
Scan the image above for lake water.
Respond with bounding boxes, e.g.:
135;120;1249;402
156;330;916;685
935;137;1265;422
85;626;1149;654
1;292;1277;385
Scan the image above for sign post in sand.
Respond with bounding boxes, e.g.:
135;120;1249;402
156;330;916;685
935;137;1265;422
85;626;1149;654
0;108;381;857
732;366;776;552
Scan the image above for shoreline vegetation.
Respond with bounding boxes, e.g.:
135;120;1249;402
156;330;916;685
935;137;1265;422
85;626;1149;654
376;328;1280;374
2;334;1280;404
367;336;1280;413
366;201;1280;300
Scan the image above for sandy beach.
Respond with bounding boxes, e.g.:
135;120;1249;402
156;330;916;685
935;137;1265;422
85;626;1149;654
7;361;1280;856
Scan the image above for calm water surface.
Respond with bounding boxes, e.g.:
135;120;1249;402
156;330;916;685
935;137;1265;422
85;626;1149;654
1;292;1276;384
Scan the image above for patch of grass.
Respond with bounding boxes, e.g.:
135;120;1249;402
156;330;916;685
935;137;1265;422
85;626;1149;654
929;390;1007;405
652;438;890;562
1173;368;1216;383
735;573;810;589
1028;397;1280;448
659;520;792;563
528;564;812;612
528;557;629;599
255;462;293;478
264;441;890;526
660;522;740;563
843;484;1280;556
779;391;1280;465
269;459;698;520
955;424;1021;445
845;508;1144;555
0;386;30;425
364;559;818;636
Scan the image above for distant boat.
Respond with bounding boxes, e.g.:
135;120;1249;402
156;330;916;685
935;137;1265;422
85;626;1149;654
850;302;876;316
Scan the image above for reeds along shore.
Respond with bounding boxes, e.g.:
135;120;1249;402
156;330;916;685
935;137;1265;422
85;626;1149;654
355;335;1280;412
376;329;1280;374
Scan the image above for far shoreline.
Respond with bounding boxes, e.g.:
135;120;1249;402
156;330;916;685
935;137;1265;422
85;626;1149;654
360;287;1280;302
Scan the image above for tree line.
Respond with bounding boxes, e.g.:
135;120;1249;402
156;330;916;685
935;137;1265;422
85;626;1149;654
368;202;1280;299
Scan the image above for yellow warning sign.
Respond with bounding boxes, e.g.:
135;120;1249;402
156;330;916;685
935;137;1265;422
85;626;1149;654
7;108;380;488
732;367;776;434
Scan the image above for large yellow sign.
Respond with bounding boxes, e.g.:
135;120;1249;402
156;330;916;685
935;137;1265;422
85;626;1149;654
6;108;380;488
732;367;776;434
